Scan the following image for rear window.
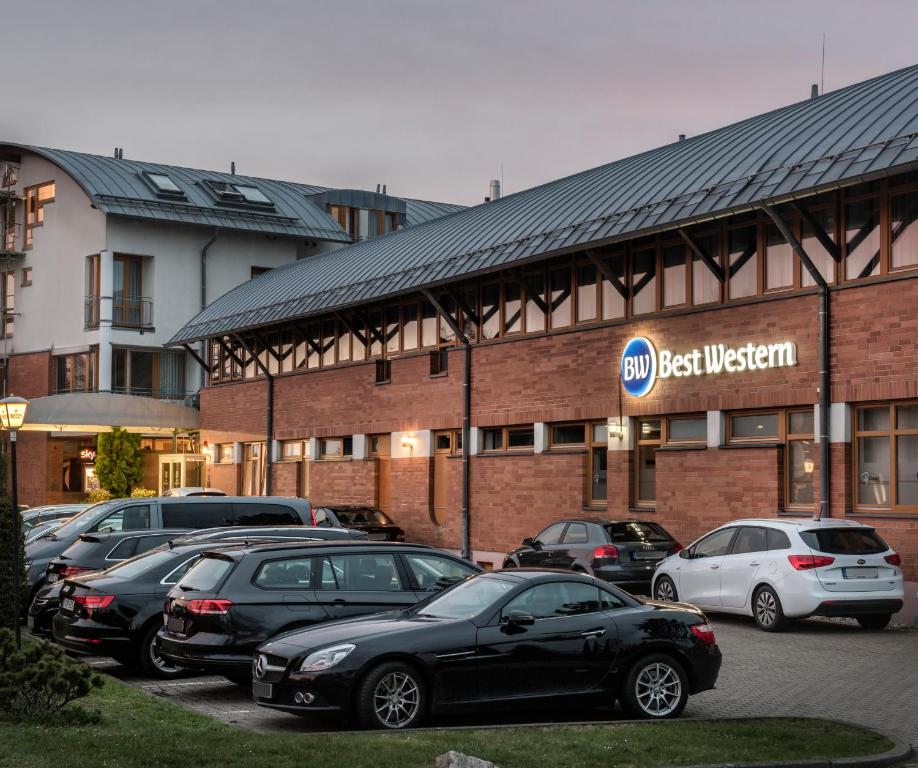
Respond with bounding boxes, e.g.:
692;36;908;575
176;556;234;592
604;522;670;543
800;528;888;555
103;549;179;579
332;508;392;525
107;538;140;560
59;537;107;561
163;503;232;529
234;503;301;526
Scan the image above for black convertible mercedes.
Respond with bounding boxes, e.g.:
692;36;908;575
252;569;722;729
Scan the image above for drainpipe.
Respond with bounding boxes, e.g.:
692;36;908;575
199;231;217;389
760;205;830;521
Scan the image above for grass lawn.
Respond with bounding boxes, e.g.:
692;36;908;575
0;675;892;768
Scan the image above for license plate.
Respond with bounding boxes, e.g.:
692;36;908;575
166;616;185;635
252;681;273;699
843;567;878;579
46;573;59;583
62;598;75;612
633;550;665;560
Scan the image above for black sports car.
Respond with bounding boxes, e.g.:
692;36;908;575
312;506;405;542
252;569;721;729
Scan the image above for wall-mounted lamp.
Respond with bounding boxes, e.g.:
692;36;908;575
400;434;415;453
201;441;214;464
608;422;624;441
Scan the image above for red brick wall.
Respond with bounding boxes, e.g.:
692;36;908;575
391;456;439;545
308;459;377;506
208;463;240;496
272;462;300;497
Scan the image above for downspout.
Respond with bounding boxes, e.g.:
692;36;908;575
199;231;217;390
461;339;471;559
760;205;830;521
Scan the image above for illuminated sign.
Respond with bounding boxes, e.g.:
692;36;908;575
621;337;797;397
80;448;97;462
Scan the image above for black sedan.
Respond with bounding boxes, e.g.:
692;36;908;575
503;520;681;595
157;541;480;683
312;506;405;541
253;569;721;729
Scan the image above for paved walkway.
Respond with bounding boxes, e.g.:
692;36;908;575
93;615;917;745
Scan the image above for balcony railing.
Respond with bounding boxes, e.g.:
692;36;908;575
84;296;154;330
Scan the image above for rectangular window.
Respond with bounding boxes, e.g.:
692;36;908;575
20;267;31;287
786;409;815;510
368;311;383;357
480;282;500;339
1;271;13;337
503;282;522;335
111;347;185;399
438;297;456;345
429;348;448;375
588;422;607;505
482;428;504;452
801;206;837;286
481;426;534;452
53;350;96;394
281;440;303;460
728;226;757;299
524;271;546;333
631;247;656;315
667;416;707;443
319;438;346;460
601;253;626;319
845;197;881;280
549;267;572;328
321;319;336;367
24;181;55;248
765;222;794;290
575;264;598;321
385;307;400;354
508;426;535;449
729;412;780;442
890;190;918;270
112;255;148;327
402;304;418;351
550;423;586;446
421;301;438;348
307;322;320;369
215;444;233;464
635;418;660;506
854;402;918;510
691;233;721;305
375;358;391;383
661;244;687;307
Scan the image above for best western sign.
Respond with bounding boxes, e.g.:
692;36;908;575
620;336;797;398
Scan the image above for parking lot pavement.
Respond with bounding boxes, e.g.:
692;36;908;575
88;616;917;744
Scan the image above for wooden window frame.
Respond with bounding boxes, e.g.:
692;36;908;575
852;401;918;513
664;414;708;445
785;408;816;512
481;425;535;453
727;409;784;444
318;436;353;461
23;180;55;250
586;422;609;507
548;422;588;449
279;440;304;462
660;239;690;310
888;183;918;274
634;417;662;507
841;183;886;283
215;444;234;464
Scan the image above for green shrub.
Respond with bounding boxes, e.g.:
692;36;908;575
0;630;103;722
0;497;26;633
130;488;157;498
95;428;144;498
85;487;114;504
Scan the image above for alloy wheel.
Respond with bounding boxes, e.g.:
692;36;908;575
148;640;179;675
655;579;675;601
634;662;682;717
373;671;420;728
755;590;777;628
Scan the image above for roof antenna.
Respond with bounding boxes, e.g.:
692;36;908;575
230;161;236;175
820;33;826;95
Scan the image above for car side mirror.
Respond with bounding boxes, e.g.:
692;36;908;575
522;537;535;548
501;609;535;628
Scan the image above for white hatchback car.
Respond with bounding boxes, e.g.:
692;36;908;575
651;519;904;631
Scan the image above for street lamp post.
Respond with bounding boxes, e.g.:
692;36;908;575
0;395;29;648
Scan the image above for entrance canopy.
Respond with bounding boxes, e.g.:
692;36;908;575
21;393;200;434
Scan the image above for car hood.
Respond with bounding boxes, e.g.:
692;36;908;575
260;612;458;656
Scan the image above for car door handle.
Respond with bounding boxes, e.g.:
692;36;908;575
332;599;346;605
749;562;760;567
580;629;605;638
710;564;720;569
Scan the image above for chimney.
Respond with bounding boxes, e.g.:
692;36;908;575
810;83;819;99
382;184;387;194
489;179;501;201
376;184;381;193
678;134;686;142
230;161;236;175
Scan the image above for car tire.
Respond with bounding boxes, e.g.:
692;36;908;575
502;560;517;569
139;624;185;679
752;585;787;632
621;653;688;719
355;661;427;730
856;613;891;631
653;576;678;602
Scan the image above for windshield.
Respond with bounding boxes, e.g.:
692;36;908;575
43;501;124;540
333;508;393;525
417;575;517;620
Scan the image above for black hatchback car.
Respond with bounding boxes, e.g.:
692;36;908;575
253;569;722;729
157;542;480;682
503;520;681;595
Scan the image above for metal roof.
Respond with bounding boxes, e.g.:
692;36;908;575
0;144;463;241
170;64;918;345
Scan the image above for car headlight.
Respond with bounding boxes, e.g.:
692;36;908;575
24;558;32;573
299;643;356;672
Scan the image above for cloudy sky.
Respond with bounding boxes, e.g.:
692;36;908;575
3;0;916;205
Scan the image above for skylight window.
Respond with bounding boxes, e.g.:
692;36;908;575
204;180;273;207
141;171;186;200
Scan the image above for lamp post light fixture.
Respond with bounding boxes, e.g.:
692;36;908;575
0;394;29;648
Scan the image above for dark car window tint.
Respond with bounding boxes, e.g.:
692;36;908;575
314;508;332;527
731;527;767;555
162;503;232;529
504;582;601;619
535;523;566;546
321;554;402;592
95;504;151;533
59;537;105;561
800;528;888;555
136;535;172;555
604;522;670;543
333;508;393;525
162;556;200;585
176;556;234;592
234;503;300;526
404;553;477;591
103;549;177;579
766;528;791;551
692;528;736;558
598;587;627;611
107;538;139;560
254;557;315;589
562;523;589;544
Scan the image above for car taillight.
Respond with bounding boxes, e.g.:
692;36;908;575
59;565;91;578
690;622;716;645
185;599;233;615
310;509;316;525
788;554;835;570
592;545;619;561
884;553;902;567
73;595;114;615
672;543;683;554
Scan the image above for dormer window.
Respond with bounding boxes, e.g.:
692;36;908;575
205;180;273;208
142;171;186;200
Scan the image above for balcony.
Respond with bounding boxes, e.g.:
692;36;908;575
85;295;154;330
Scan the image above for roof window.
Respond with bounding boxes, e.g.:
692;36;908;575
142;171;186;200
205;180;273;207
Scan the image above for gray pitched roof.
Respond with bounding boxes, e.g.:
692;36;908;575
170;64;918;345
0;144;463;241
